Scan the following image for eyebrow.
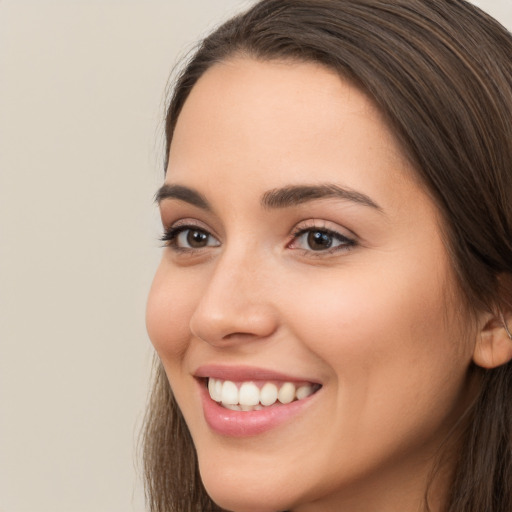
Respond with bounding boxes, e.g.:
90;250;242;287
155;184;211;211
155;183;382;212
261;184;382;211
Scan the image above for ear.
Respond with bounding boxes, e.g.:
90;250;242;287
473;307;512;369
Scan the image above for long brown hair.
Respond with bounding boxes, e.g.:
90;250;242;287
143;1;512;510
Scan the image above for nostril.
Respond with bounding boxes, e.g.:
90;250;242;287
189;301;279;347
223;331;266;341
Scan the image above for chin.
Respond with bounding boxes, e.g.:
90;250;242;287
203;485;284;512
199;462;295;512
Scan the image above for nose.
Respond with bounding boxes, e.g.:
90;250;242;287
189;249;279;347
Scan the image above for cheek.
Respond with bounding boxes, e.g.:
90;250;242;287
146;262;197;361
283;265;434;355
297;242;459;350
275;259;472;479
282;253;470;409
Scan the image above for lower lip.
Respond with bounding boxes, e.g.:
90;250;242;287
199;381;319;437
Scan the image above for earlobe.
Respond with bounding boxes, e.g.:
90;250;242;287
473;309;512;369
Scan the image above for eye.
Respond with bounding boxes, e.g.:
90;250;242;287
161;225;220;250
290;226;355;253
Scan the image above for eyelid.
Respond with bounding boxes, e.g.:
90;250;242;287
160;217;356;256
161;217;219;237
287;219;357;254
160;219;221;250
290;219;356;239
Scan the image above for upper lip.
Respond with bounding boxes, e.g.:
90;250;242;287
194;364;321;384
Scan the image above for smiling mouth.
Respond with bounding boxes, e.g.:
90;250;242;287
206;377;322;412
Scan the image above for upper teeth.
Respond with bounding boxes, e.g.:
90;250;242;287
208;378;317;410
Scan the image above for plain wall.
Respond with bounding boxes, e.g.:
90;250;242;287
0;2;253;511
0;1;510;511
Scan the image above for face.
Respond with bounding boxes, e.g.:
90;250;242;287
147;58;476;512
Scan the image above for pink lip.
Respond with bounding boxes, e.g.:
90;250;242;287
194;365;321;437
194;364;320;384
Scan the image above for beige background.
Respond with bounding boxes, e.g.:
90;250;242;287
0;1;510;511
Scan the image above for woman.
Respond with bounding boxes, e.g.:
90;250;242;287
143;0;512;510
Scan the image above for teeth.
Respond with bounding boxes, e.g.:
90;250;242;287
214;379;223;401
221;380;239;405
224;404;242;411
296;384;314;400
240;404;264;411
208;377;222;402
207;378;319;409
239;382;260;406
260;382;278;406
278;382;295;404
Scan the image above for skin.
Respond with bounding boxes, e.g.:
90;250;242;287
146;58;482;512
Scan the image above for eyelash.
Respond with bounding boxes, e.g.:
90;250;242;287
160;222;356;255
160;223;218;252
288;224;356;255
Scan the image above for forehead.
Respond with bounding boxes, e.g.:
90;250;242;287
167;57;420;210
171;57;385;157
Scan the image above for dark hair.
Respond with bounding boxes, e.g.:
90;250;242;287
143;1;512;510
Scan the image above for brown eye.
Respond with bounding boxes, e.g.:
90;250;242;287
291;227;355;253
307;230;334;251
174;228;220;249
186;229;209;248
